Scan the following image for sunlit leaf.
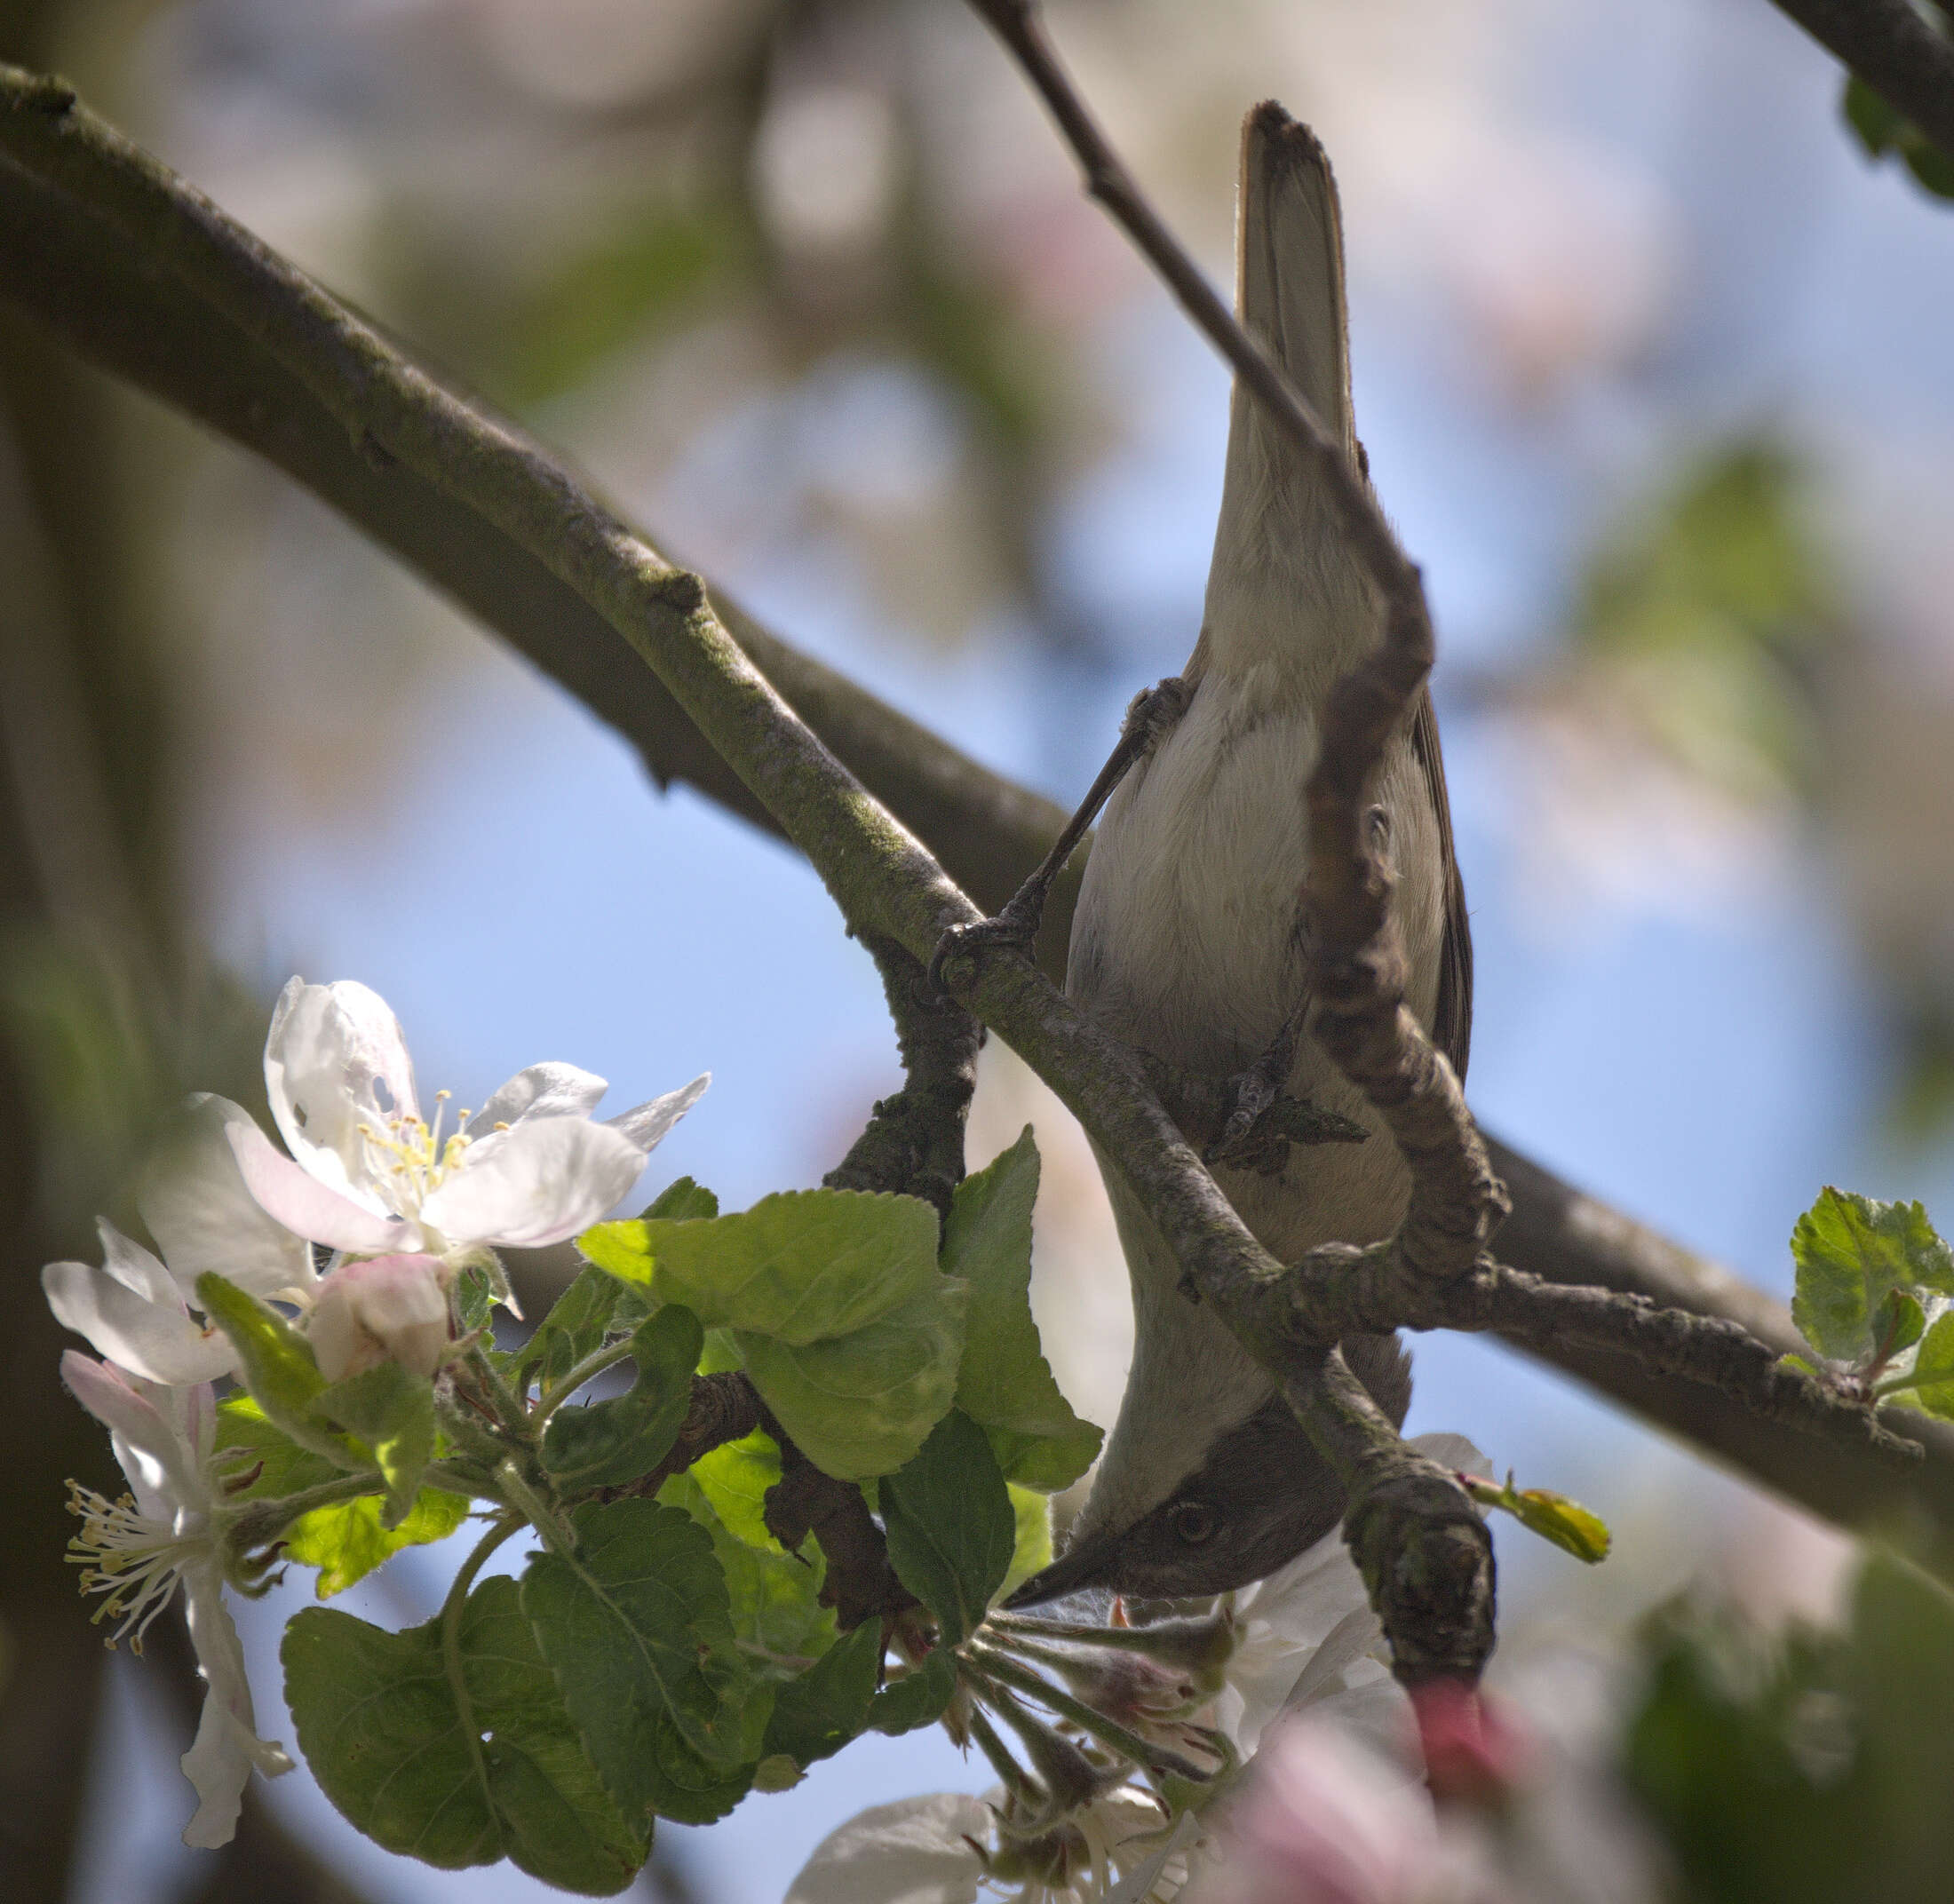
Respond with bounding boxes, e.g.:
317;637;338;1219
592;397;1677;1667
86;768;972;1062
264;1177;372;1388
736;1278;967;1480
1791;1187;1954;1362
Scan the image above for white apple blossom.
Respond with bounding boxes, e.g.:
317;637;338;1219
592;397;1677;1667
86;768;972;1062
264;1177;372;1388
44;976;707;1381
212;977;708;1269
60;1351;292;1850
786;1786;1195;1904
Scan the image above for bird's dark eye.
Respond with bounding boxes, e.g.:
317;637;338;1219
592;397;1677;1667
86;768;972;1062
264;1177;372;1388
1172;1501;1218;1545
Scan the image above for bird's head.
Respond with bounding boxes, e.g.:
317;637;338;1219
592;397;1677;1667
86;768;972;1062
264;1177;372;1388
1005;1332;1411;1607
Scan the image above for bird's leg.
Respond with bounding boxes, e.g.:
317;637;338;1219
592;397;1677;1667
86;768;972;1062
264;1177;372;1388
929;675;1193;989
1203;1006;1307;1172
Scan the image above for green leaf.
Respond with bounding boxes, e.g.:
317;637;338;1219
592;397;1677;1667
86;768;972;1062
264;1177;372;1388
584;1190;941;1345
659;1473;838;1662
688;1429;784;1550
1002;1484;1053;1601
736;1278;967;1480
455;1263;496;1335
540;1306;703;1493
215;1396;465;1592
1461;1472;1611;1564
1886;1311;1954;1419
286;1490;472;1597
1876;1288;1928;1363
880;1409;1015;1645
868;1649;957;1735
284;1578;646;1892
1791;1188;1954;1361
310;1364;436;1528
1844;75;1905;156
521;1501;768;1826
215;1393;338;1500
1904;138;1954;200
761;1618;884;1769
197;1272;361;1466
943;1128;1102;1491
642;1176;719;1222
520;1265;625;1388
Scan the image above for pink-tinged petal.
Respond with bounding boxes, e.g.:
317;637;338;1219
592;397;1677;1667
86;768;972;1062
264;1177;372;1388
139;1099;315;1297
43;1257;236;1387
226;1117;415;1255
1210;1717;1437;1904
60;1353;204;1513
421;1116;647;1250
466;1062;608;1135
784;1793;989;1904
179;1559;290;1849
305;1253;450;1383
604;1074;710;1154
265;978;421;1207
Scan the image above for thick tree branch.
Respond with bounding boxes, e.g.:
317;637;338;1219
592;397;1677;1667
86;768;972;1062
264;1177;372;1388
1767;0;1954;161
3;68;1950;1581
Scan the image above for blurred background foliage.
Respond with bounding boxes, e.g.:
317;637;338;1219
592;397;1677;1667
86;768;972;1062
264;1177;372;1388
5;1;1954;1900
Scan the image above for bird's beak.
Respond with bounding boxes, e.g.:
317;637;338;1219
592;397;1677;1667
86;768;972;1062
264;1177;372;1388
1000;1527;1121;1609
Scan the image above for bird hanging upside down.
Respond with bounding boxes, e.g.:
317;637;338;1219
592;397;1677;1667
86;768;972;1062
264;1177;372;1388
1004;100;1472;1607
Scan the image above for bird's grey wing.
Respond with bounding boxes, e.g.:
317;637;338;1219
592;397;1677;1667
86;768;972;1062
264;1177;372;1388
1411;685;1473;1081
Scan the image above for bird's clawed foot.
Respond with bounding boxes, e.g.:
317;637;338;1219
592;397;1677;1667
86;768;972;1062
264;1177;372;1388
1201;1015;1368;1175
928;891;1045;995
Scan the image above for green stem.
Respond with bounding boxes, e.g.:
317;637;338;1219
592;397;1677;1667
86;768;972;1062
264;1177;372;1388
468;1346;532;1437
965;1705;1040;1805
530;1340;635;1429
222;1471;382;1554
963;1645;1216;1784
440;1512;526;1804
495;1459;576;1557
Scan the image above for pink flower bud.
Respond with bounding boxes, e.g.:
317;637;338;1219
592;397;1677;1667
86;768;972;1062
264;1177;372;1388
1410;1679;1528;1809
305;1253;450;1382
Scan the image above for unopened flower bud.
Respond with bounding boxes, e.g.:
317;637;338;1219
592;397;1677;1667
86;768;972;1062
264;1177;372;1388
306;1253;450;1382
1410;1678;1528;1809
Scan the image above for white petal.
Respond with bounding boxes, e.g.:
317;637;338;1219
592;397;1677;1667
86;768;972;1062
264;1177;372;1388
422;1116;648;1250
785;1794;989;1904
60;1352;205;1512
604;1073;710;1154
44;1255;235;1387
178;1559;291;1849
226;1117;416;1255
1409;1432;1491;1480
139;1099;315;1297
265;978;421;1207
1108;1809;1205;1904
466;1062;609;1134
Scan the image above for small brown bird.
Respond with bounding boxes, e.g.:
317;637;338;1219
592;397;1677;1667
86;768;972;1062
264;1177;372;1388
1009;101;1471;1606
